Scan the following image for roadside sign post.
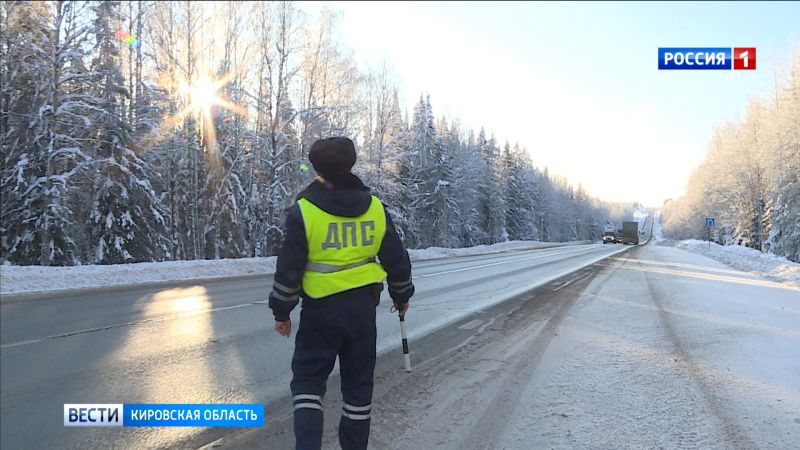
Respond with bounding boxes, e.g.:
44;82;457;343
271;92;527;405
705;217;715;247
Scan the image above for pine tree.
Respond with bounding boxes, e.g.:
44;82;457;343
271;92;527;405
449;128;481;246
503;142;540;241
88;1;167;264
474;129;506;244
429;115;460;247
1;1;93;265
516;144;542;240
409;97;458;248
405;95;435;247
502;142;524;240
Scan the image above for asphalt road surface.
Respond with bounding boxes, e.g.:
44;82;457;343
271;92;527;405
1;242;631;449
220;236;799;449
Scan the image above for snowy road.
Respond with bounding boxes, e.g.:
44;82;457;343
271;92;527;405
370;242;799;449
0;242;628;449
215;239;799;449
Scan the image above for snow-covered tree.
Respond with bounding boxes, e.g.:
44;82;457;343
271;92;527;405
662;52;800;261
1;1;94;266
87;1;168;264
503;143;540;240
449;129;484;246
0;1;633;265
474;128;506;244
251;1;302;256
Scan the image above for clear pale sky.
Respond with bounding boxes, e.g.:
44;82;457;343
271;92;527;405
300;1;799;207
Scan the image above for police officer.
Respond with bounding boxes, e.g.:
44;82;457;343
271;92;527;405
269;137;415;450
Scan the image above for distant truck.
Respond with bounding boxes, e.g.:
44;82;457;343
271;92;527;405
622;221;639;245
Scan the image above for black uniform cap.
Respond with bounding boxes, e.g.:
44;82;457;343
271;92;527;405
308;137;356;182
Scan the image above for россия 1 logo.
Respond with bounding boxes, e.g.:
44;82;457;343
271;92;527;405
658;47;756;70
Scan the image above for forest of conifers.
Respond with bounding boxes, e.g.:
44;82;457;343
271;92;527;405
2;2;634;266
5;2;794;267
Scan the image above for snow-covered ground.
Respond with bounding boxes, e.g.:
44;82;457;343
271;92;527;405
0;240;586;297
674;240;800;285
494;245;800;449
368;242;800;449
652;212;800;285
0;257;278;297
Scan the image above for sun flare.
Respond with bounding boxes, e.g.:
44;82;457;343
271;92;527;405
169;73;247;151
180;74;228;115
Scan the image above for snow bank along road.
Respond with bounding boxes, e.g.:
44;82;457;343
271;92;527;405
0;242;628;449
0;240;592;298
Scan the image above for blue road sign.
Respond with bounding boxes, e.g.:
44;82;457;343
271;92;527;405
705;217;715;228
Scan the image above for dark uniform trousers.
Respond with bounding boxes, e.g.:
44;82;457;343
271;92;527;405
291;289;377;450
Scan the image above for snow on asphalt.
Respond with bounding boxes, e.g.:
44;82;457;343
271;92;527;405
491;245;799;449
372;242;800;449
0;240;587;296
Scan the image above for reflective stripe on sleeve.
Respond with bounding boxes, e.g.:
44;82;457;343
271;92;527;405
388;278;412;288
271;289;298;302
273;280;300;294
390;283;414;294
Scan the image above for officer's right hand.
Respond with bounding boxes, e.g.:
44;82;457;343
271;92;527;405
394;302;409;318
275;320;292;337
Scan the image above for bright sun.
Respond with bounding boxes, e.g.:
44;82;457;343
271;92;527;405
180;74;228;115
171;73;246;151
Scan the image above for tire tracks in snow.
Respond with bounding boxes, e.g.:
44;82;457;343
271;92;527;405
456;269;598;449
364;266;602;449
638;248;757;450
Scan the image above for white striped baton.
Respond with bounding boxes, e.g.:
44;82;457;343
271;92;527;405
399;313;411;372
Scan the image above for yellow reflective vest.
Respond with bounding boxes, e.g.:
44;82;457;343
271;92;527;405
297;196;388;298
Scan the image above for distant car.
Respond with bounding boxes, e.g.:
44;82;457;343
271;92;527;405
602;231;616;244
615;230;624;243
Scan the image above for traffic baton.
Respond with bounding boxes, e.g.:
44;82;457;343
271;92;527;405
399;313;412;372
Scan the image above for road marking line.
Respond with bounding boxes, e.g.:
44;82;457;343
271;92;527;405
458;319;484;330
0;338;43;349
553;272;591;291
0;300;267;350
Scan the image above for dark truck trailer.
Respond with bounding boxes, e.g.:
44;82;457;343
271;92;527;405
622;221;639;245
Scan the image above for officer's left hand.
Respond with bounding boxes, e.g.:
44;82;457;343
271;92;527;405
275;320;292;337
